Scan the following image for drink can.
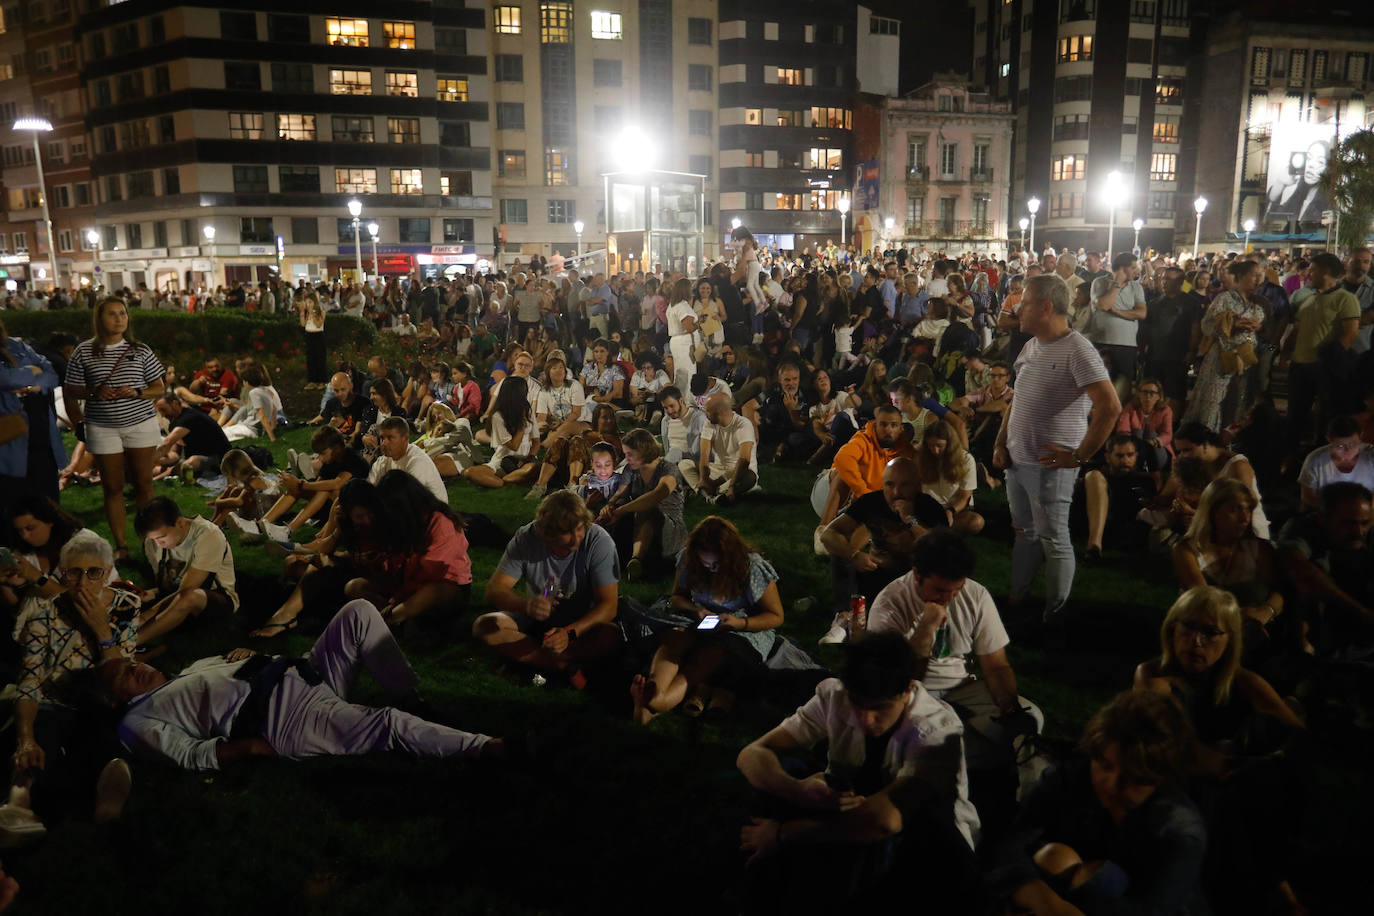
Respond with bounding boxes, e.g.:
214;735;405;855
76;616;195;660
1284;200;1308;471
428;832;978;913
849;595;867;633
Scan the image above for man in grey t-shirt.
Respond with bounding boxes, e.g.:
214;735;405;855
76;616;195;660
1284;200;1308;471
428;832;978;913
472;490;622;682
1087;252;1148;385
994;275;1121;625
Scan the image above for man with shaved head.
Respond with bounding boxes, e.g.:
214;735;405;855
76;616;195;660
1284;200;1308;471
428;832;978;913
680;392;758;505
817;457;949;644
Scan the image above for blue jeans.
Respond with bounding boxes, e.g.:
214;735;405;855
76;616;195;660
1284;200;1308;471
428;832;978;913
1005;464;1077;619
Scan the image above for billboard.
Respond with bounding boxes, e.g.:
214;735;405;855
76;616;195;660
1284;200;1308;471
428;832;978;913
1264;121;1334;226
857;159;880;211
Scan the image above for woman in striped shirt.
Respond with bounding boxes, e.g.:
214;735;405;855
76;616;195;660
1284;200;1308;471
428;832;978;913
63;298;165;559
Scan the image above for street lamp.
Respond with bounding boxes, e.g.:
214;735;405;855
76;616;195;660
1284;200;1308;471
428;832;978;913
14;117;59;290
1103;171;1127;259
884;215;895;250
1192;196;1208;261
837;195;850;248
1018;217;1029;254
731;217;742;230
86;228;100;287
202;224;217;287
1132;218;1145;254
1027;196;1041;257
573;219;584;259
366;221;379;279
1242;218;1256;252
347;199;363;282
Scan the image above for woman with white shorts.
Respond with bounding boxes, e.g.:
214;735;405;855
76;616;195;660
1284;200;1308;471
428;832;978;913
63;298;166;559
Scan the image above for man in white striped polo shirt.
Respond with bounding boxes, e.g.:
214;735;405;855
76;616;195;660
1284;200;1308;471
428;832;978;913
993;275;1121;627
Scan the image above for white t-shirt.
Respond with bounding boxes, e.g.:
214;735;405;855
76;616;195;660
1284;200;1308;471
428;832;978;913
536;381;586;424
369;443;448;502
835;325;855;354
488;412;537;469
701;412;758;474
926;277;950;298
922;451;978;509
1298;443;1374;495
868;573;1008;695
1007;331;1110;468
666;300;696;337
144;516;238;611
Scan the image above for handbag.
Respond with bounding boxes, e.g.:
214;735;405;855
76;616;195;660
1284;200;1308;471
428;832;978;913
1219;342;1258;375
0;411;26;446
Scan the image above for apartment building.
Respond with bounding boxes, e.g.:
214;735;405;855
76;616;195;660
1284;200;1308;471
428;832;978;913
486;0;719;263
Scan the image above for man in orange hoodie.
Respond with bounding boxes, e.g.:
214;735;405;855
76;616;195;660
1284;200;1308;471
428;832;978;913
831;404;913;503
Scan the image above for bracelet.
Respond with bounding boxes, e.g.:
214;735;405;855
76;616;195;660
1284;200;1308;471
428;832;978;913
98;635;118;649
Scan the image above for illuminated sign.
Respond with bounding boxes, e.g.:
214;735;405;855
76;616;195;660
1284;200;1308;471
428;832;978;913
1264;121;1334;225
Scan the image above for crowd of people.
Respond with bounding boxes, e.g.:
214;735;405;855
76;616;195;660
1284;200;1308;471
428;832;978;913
0;230;1371;913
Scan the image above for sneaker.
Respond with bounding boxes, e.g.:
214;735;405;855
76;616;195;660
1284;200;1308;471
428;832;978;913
262;520;294;543
453;420;475;449
93;758;132;824
818;613;850;645
0;805;46;848
286;448;299;474
228;513;263;544
524;482;547;502
296;452;317;480
625;557;644;582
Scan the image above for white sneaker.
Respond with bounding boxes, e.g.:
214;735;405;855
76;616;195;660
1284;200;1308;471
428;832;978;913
228;513;263;543
0;804;46;848
453;419;474;449
296;452;317;480
93;758;132;824
262;520;294;543
524;482;547;502
812;528;827;556
818;613;850;645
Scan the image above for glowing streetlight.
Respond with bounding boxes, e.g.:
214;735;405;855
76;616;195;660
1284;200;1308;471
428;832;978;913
1102;170;1128;259
837;195;850;247
367;221;379;278
14;117;59;289
573;218;584;259
614;126;655;172
1242;218;1256;252
202;224;217;286
1027;196;1041;256
1192;196;1208;261
884;215;895;249
1018;217;1029;253
347;199;363;281
1132;218;1145;254
731;217;742;230
86;228;100;285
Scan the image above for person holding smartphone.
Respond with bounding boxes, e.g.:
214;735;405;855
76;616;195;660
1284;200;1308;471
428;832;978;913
629;516;784;725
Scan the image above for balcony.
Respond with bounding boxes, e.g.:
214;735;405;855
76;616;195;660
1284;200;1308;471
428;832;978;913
906;164;929;189
903;219;996;239
919;167;997;185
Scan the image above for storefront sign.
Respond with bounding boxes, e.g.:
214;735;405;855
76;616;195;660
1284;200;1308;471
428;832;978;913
239;245;275;256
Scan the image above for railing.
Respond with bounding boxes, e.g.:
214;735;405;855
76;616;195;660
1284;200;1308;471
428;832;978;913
906;165;929;183
912;167;997;185
902;220;997;239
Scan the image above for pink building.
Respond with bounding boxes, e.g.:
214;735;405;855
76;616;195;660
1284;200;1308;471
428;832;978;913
853;75;1015;255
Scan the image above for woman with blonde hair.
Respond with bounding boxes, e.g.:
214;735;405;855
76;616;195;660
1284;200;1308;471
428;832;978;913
299;294;327;389
1134;585;1308;914
915;419;983;533
1172;478;1283;651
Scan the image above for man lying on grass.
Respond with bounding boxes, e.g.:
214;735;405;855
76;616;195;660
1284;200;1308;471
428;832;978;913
106;599;509;770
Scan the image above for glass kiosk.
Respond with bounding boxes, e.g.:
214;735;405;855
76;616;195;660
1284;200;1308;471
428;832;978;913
602;170;705;276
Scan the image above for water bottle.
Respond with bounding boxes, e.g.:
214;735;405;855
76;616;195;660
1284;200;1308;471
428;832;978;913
931;622;951;659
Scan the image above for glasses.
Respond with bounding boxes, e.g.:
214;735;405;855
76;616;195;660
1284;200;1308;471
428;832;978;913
1177;620;1227;645
60;566;106;582
1138;388;1162;395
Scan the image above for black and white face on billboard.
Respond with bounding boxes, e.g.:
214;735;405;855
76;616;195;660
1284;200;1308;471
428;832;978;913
1264;121;1334;225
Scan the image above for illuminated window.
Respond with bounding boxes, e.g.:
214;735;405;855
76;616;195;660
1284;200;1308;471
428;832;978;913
1057;34;1092;62
1155;79;1182;105
1149;153;1177;181
276;113;316;140
545;148;572;186
775;193;803;210
810;190;842;210
385;70;418;97
326;17;369;47
383;21;415;49
391;168;423;194
335;167;377;193
1152;115;1179;143
1051;154;1086;181
329;69;372;95
441;171;473;196
388;117;421;144
744;108;762;125
437;77;469;101
777;67;802;86
499;150;526;178
809;107;851;129
590;10;621;39
540;2;573;43
745;150;763;167
807;148;842;170
493;6;522;34
776;109;802;127
227;111;263;140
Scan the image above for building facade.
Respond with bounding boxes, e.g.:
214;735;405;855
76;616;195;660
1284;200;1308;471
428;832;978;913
486;0;720;265
717;0;856;253
1189;13;1374;249
969;0;1192;255
853;76;1014;255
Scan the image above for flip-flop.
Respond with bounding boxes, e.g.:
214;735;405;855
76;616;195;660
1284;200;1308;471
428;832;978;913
251;619;299;638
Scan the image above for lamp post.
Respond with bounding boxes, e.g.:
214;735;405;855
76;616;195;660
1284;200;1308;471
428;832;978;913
86;228;100;288
837;195;850;248
202;225;217;288
1027;196;1040;257
367;221;379;279
14;117;59;290
573;219;584;260
1242;218;1256;253
1103;170;1126;259
1132;218;1145;255
1018;217;1029;254
347;199;363;282
1192;196;1208;261
884;215;895;251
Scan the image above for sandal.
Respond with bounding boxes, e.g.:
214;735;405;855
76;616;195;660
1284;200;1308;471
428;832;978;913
250;618;299;638
682;693;707;718
114;546;130;562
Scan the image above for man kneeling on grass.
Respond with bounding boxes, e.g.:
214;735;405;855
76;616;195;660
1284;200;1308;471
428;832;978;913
108;599;508;770
736;632;979;911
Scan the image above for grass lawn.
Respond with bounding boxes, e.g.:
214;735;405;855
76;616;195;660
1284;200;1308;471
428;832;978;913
10;424;1370;914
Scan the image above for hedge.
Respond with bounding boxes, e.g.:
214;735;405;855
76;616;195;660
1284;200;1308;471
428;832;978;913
0;308;377;370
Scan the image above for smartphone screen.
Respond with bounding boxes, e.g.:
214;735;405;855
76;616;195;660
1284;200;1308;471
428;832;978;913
697;614;721;630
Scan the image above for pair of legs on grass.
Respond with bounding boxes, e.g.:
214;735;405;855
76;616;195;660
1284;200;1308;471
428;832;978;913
630;628;734;724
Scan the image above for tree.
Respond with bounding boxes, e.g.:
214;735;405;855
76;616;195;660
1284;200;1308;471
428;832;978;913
1321;128;1374;250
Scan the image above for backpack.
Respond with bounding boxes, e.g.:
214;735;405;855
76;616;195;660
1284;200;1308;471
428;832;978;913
245;445;275;470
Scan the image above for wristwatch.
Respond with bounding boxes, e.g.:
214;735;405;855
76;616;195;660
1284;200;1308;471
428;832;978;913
33;573;51;588
565;626;578;641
